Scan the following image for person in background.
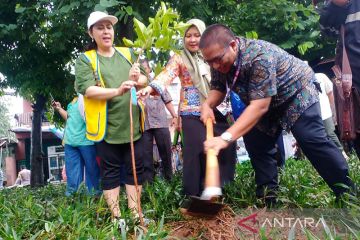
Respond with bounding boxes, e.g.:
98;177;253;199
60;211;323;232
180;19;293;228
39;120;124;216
61;165;67;182
52;95;101;196
75;11;148;224
14;165;31;187
140;60;177;183
315;73;349;160
138;19;237;197
199;24;354;205
319;0;360;158
0;167;4;189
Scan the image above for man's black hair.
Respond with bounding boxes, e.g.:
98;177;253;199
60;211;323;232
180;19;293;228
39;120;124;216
199;24;236;49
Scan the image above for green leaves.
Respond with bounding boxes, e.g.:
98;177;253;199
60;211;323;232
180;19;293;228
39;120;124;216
124;6;133;15
122;38;134;47
225;0;324;59
99;0;122;8
298;41;315;55
122;1;189;65
245;31;259;40
15;4;26;13
133;18;148;45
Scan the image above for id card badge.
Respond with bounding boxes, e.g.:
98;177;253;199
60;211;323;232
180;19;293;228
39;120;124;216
216;101;231;116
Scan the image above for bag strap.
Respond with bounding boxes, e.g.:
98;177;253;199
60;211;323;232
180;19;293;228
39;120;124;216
114;47;133;65
340;25;352;96
83;49;106;88
341;26;351;75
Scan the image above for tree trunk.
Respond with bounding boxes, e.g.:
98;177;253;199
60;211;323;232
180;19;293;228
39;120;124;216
30;94;46;187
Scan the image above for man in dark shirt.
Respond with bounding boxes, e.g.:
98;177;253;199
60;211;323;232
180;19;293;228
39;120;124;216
199;24;354;205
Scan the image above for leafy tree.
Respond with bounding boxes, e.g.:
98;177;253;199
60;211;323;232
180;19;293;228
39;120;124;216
0;100;12;138
169;0;335;64
224;0;335;62
0;0;166;187
0;0;106;187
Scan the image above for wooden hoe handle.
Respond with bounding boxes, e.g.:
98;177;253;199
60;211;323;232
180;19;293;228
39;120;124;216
204;119;220;189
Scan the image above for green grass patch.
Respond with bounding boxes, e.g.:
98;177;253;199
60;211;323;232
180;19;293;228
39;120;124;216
0;155;359;239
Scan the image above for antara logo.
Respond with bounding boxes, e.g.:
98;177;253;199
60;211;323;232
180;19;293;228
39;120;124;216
237;212;324;233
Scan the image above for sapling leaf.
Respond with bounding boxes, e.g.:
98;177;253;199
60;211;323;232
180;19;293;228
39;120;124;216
133;18;147;43
123;38;134;47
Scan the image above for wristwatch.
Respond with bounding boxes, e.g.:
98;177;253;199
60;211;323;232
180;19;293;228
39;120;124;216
220;132;233;143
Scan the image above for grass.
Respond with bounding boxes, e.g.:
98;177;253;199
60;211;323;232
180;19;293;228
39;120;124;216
0;155;359;239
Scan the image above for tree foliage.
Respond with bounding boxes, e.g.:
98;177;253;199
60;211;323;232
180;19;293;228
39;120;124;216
123;2;189;74
0;100;12;138
168;0;336;64
0;0;163;187
223;0;335;62
0;0;99;186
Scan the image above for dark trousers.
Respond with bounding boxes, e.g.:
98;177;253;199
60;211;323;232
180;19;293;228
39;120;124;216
275;133;285;168
244;103;353;199
182;113;237;196
142;128;173;183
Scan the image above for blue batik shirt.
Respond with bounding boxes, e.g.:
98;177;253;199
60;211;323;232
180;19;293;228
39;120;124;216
211;37;319;136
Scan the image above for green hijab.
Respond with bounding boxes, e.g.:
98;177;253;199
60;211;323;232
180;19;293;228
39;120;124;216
180;19;211;104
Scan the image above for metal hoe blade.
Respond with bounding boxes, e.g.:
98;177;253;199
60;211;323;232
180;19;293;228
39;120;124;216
181;196;223;218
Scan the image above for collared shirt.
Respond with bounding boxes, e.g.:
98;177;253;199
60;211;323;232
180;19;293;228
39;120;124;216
144;89;172;130
211;37;319;136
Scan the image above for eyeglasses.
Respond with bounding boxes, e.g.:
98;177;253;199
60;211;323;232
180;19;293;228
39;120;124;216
204;45;229;66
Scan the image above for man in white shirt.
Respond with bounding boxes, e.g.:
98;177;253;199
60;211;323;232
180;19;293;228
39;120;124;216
316;73;348;160
14;166;31;186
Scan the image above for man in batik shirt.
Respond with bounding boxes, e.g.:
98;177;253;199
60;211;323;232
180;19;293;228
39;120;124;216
199;24;354;205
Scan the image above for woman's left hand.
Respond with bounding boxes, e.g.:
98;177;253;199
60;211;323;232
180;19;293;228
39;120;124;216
136;85;153;101
129;63;141;81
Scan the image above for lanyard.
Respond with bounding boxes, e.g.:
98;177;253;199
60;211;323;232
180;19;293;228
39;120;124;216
227;39;242;93
225;39;242;113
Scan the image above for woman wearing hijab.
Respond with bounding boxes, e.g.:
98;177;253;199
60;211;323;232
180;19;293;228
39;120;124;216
139;19;237;196
75;11;147;224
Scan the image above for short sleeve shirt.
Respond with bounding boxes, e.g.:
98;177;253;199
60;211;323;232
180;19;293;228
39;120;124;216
64;98;94;146
75;49;142;144
144;89;172;130
211;37;319;136
316;73;333;120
